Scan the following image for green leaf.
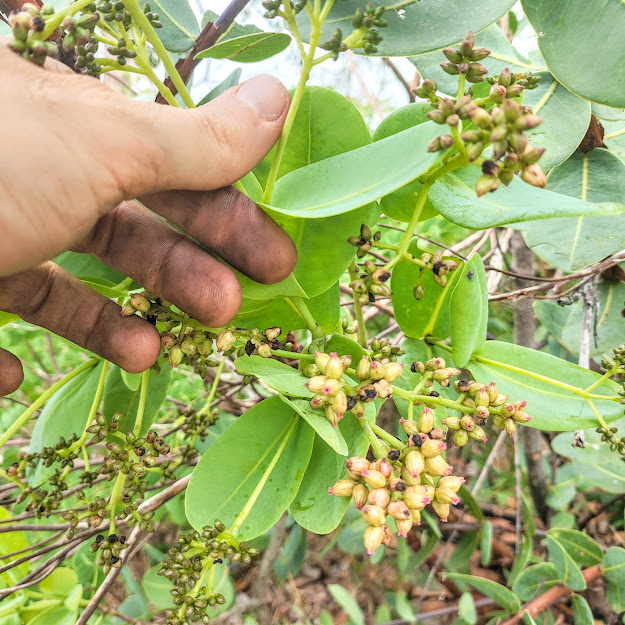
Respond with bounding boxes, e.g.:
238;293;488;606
458;485;484;523
519;150;625;270
391;241;463;339
150;0;199;52
258;86;371;185
325;333;369;362
196;32;291;63
234;355;312;398
545;534;586;590
238;271;307;301
466;341;622;430
458;592;478;625
29;361;105;483
262;122;444;218
511;563;561;601
521;72;591;171
121;369;142;391
53;251;125;283
430;166;625;229
201;10;262;39
27;606;77;625
197;68;242;105
79;277;126;299
372;102;438;222
602;546;625;586
534;299;572;347
547;529;603;568
273;522;307;580
328;584;365;625
234;282;340;335
298;0;515;57
40;568;79;597
280;396;347;455
607;581;625;612
446;530;479;571
571;594;593;625
394;591;416;623
521;0;625;107
185;397;314;540
507;534;533;587
102;365;173;435
410;25;546;96
290;408;373;534
481;521;493;567
0;312;18;328
446;574;521;613
450;255;488;367
0;506;29;584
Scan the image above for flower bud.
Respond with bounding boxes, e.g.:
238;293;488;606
160;333;177;349
328;478;356;497
356;356;371;380
325;406;341;427
517;114;543;131
169;345;183;368
400;464;420;487
475;406;489;419
492;414;505;430
383;362;404;383
362;504;386;526
500;403;515;418
400;418;419;436
470;47;491;61
475;387;489;407
442;416;461;430
362;469;387;489
387;500;411;520
470;106;493;129
364;524;385;555
120;301;136;317
442;47;463;63
396;517;413;538
265;327;281;342
180;338;197;355
411;509;422;525
216;330;236;352
324;353;344;380
310;394;328;409
404;450;425;479
130;292;151;313
420;439;446;458
373;379;392;399
432;501;450;522
352;483;368;510
367;487;390;508
425;455;452;476
459;32;475;57
521;163;546;189
504;417;517;437
417;408;434;434
373;458;393;479
469;425;487;442
368;360;385;380
438;476;465;492
521;146;546;165
435;485;460;505
513;411;532;423
332;391;348;417
453;429;469;447
322;378;342;396
403;486;430;510
440;61;459;75
351;399;366;418
491;393;508;407
359;385;377;402
425;357;445;371
306;376;328;393
388;477;406;492
340;355;352;371
315;351;330;373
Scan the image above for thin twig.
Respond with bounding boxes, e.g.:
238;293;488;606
383;58;415;103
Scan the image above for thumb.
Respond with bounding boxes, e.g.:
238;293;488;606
129;74;290;195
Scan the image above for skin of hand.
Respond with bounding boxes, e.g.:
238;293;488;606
0;44;297;396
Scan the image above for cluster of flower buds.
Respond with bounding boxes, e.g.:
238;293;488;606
426;94;479;153
330;449;465;553
486;68;541;101
159;522;258;625
216;325;284;361
8;3;58;64
320;28;348;61
440;32;490;83
97;0;131;26
465;95;546;194
262;0;306;19
596;425;625;456
90;532;129;575
351;260;392;305
369;337;405;362
349;4;387;55
305;352;405;426
419;250;459;290
347;223;381;259
106;36;138;66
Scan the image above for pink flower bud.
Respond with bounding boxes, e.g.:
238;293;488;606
420;439;446;459
396;518;413;538
400;418;419;436
314;351;330;374
425;455;452;477
325;406;341;427
475;387;490;407
418;408;434;434
373;458;393;479
411;509;422;526
216;330;236;352
438;476;465;492
432;501;450;522
346;456;369;476
364;524;385;555
403;486;430;510
362;469;387;489
362;504;386;526
387;500;411;520
328;479;356;498
331;391;348;417
324;353;344;380
404;450;425;479
367;487;390;508
356;356;371;381
388;477;406;492
369;360;385;380
435;486;460;505
352;483;368;510
160;333;177;349
309;394;328;409
373;379;392;399
513;411;532;423
442;417;461;430
321;378;342;397
130;292;151;313
383;362;404;383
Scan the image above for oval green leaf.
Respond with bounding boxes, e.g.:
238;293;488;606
511;562;561;601
521;0;625;107
234;355;313;398
185;396;314;540
195;32;291;63
602;546;625;586
151;0;199;52
446;573;522;613
430;166;625;229
545;534;586;590
466;341;622;431
450;254;488;367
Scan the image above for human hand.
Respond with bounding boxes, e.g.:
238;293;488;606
0;46;297;395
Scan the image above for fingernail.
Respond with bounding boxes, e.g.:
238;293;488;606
235;74;289;121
